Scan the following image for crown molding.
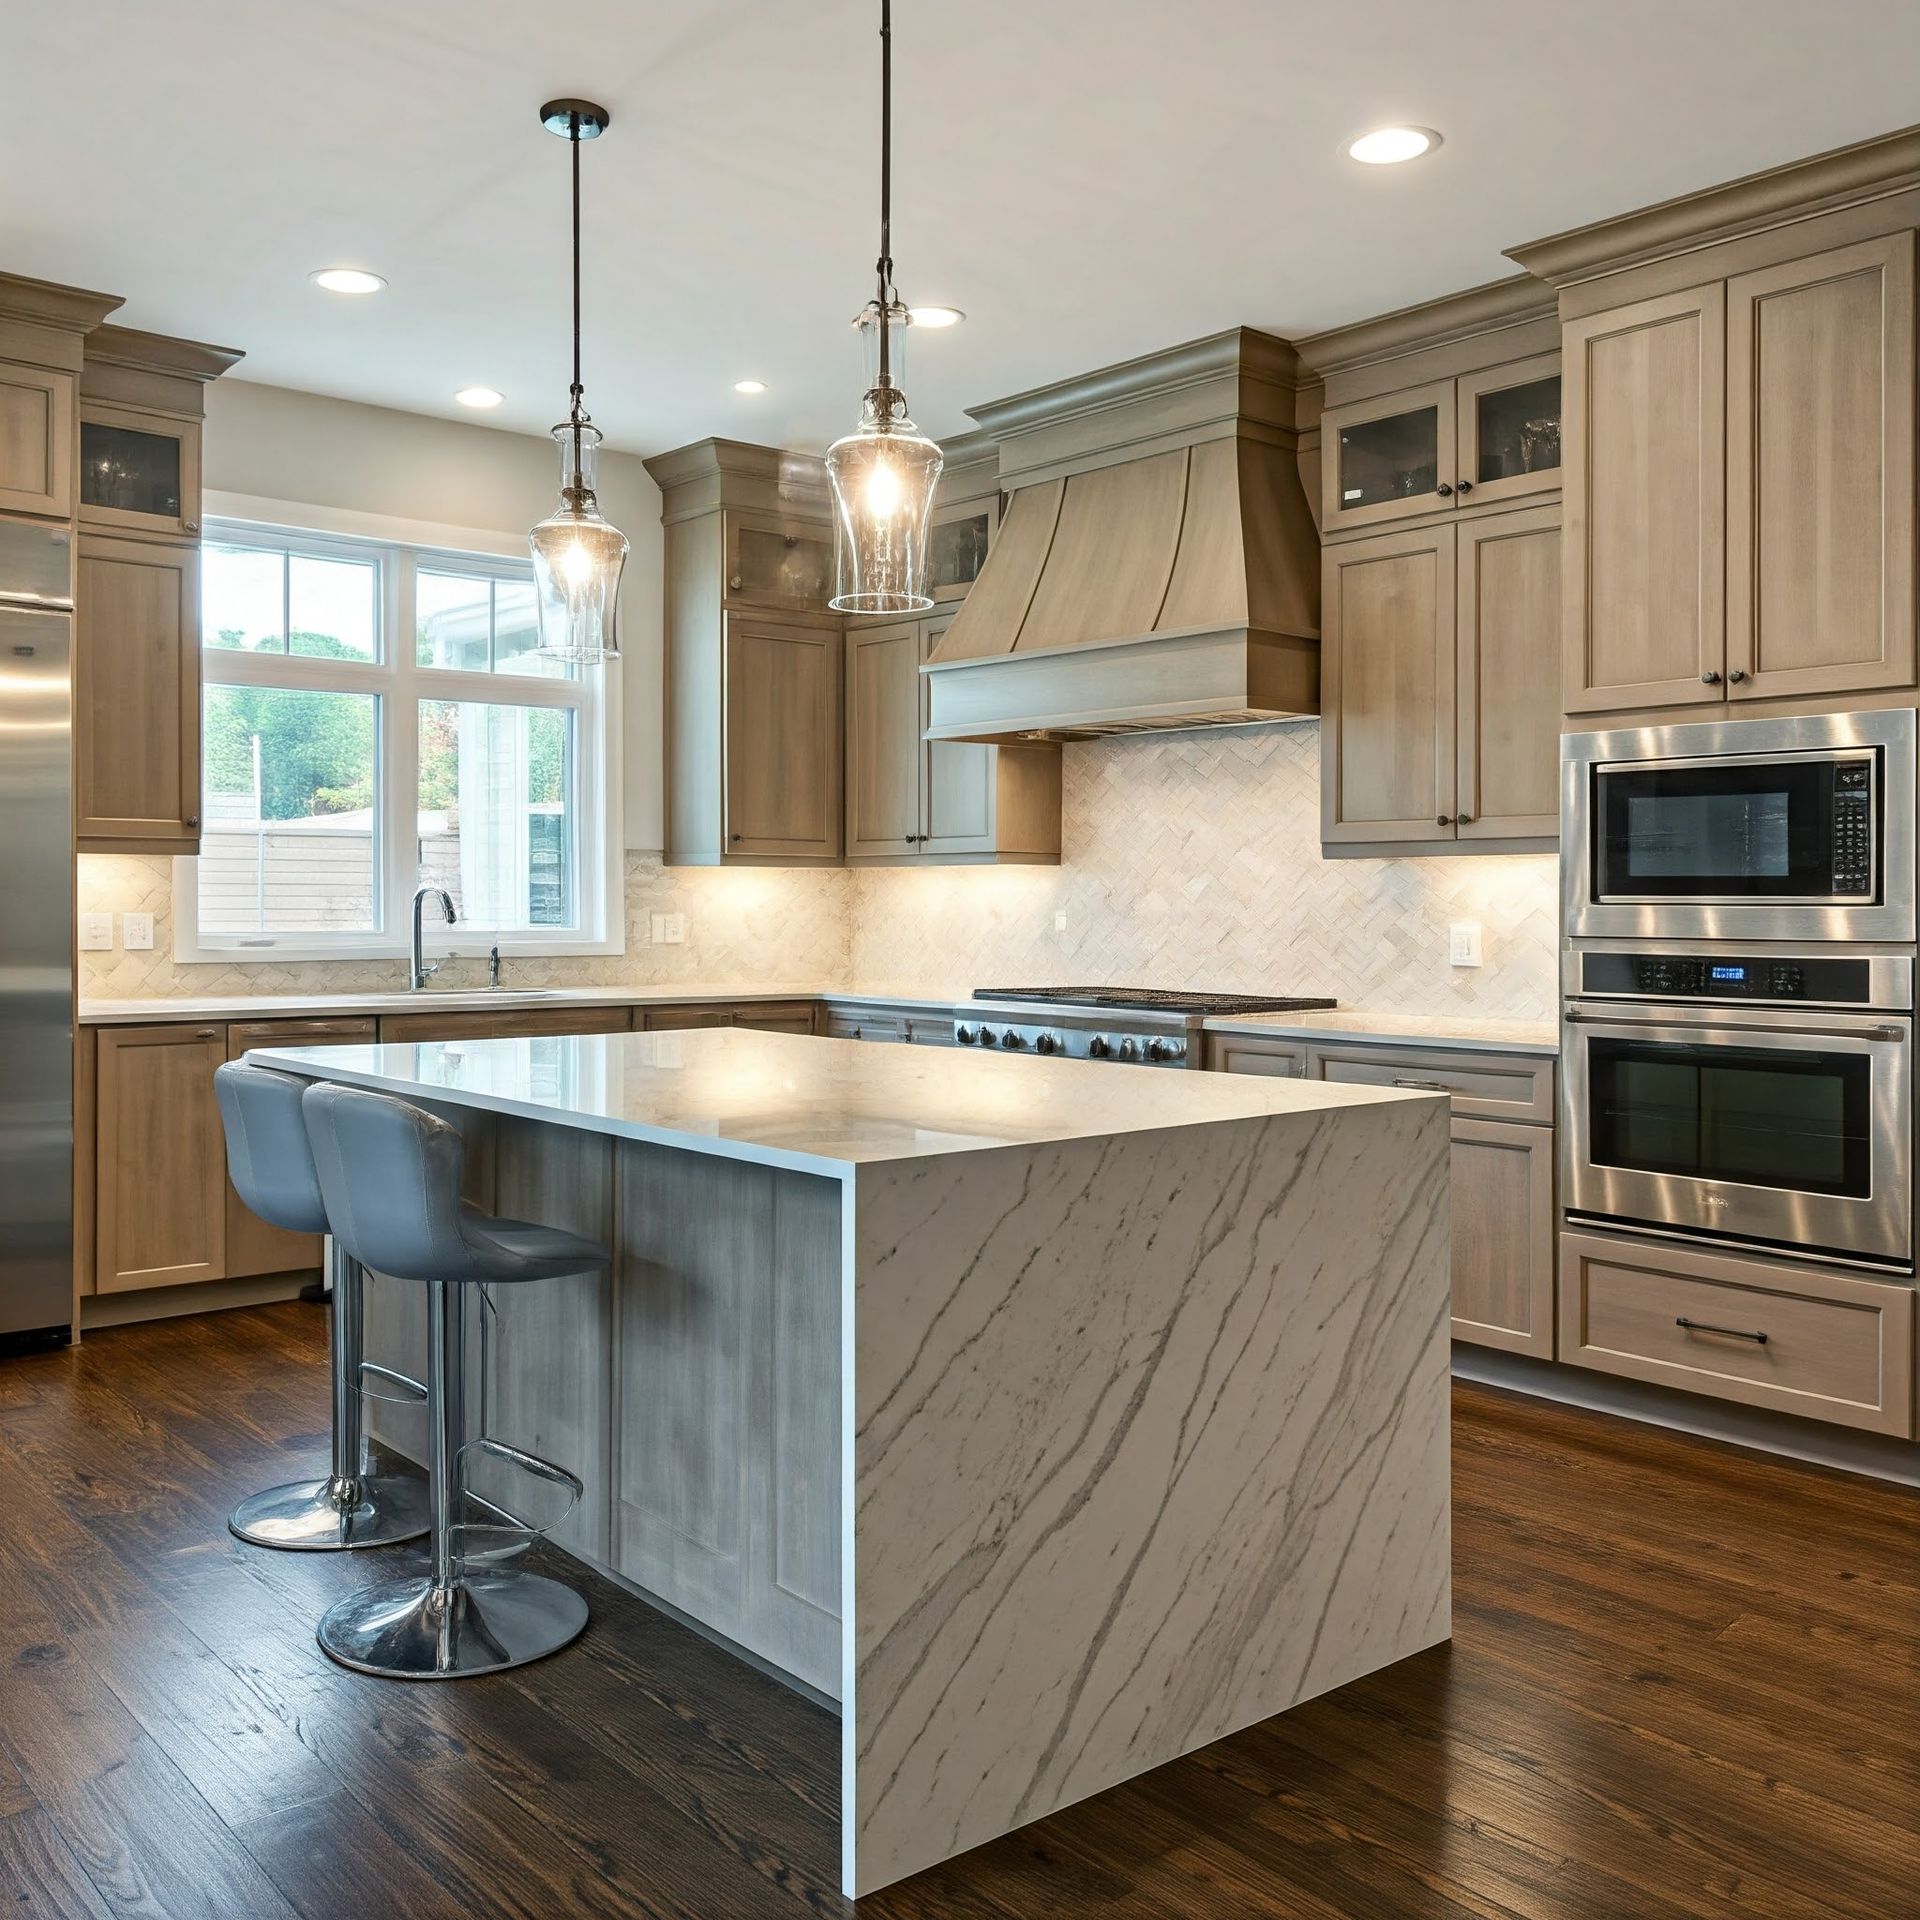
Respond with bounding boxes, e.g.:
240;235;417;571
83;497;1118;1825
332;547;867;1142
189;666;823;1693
0;270;123;334
84;323;243;382
1296;274;1555;378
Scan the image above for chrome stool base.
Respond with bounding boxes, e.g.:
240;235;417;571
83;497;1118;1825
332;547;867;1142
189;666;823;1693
229;1471;431;1552
317;1569;587;1680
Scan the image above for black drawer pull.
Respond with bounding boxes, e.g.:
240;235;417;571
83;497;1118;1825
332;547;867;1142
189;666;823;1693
1676;1316;1768;1345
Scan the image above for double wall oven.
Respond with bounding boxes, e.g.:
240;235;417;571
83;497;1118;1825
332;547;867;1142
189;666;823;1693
1562;711;1917;1275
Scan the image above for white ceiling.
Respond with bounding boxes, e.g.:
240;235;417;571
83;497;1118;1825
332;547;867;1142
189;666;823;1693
5;1;1917;458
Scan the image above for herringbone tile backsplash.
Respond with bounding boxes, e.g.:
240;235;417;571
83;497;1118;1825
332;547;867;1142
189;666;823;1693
80;724;1558;1018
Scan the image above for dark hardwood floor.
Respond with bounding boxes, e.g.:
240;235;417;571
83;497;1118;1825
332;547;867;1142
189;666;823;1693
0;1303;1914;1919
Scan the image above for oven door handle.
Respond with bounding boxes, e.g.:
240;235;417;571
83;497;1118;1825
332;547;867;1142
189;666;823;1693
1564;1005;1908;1045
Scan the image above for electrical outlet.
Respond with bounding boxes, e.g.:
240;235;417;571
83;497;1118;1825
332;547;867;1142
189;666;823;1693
122;912;154;951
79;912;113;952
1448;920;1484;968
651;912;686;946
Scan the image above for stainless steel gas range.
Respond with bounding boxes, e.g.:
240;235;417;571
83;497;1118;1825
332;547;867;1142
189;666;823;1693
960;988;1338;1069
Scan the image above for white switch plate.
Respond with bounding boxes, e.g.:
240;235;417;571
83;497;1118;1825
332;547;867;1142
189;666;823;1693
1053;909;1069;932
1448;920;1484;968
79;912;113;952
651;912;686;946
122;912;154;951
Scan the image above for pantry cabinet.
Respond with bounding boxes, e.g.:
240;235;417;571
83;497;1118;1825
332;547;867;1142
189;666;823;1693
1561;232;1915;716
1322;505;1560;849
844;612;1061;864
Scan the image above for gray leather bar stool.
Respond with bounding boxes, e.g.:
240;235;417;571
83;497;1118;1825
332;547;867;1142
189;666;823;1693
301;1079;608;1680
214;1063;431;1552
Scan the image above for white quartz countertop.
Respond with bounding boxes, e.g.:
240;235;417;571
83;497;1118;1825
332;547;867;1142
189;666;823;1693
81;985;1558;1054
250;1027;1433;1178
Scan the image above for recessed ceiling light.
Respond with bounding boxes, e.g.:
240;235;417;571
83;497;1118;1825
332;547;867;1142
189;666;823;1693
733;378;768;394
454;386;504;409
1347;127;1440;166
909;305;965;329
310;267;387;295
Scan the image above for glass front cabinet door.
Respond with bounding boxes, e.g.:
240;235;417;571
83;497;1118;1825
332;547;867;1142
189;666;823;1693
1456;354;1562;512
926;494;999;603
78;404;201;538
723;510;836;613
1320;379;1456;534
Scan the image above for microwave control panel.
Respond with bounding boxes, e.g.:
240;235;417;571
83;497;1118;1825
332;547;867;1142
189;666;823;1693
1579;951;1872;1005
1831;758;1874;895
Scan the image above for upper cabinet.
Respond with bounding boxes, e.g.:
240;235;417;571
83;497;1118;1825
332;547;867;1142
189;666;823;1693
926;488;998;602
71;327;240;854
648;439;846;866
0;362;75;519
1508;132;1920;724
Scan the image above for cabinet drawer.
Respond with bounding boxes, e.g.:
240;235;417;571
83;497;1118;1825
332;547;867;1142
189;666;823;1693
1559;1230;1914;1437
732;1002;819;1034
506;1007;632;1038
1313;1043;1554;1123
1205;1033;1310;1077
824;1013;907;1043
642;1006;733;1031
228;1017;377;1054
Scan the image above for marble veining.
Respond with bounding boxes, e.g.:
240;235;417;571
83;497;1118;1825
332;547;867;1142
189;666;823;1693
847;1094;1451;1892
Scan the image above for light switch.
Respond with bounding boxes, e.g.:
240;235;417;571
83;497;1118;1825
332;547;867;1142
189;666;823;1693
122;912;154;950
1448;921;1484;968
79;912;113;952
650;912;686;945
1053;909;1069;932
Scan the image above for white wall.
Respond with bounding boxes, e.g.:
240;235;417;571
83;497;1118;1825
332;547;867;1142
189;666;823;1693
201;379;665;849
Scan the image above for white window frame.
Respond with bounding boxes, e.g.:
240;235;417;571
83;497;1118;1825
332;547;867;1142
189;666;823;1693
175;512;623;964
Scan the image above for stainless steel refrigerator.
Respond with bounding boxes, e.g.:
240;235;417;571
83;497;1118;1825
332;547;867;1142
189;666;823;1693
0;516;75;1347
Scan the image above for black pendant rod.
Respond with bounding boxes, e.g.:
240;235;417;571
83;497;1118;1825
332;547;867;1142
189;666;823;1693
570;110;584;425
875;0;894;392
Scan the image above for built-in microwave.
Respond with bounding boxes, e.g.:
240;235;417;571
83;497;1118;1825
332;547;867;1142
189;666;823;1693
1563;709;1916;943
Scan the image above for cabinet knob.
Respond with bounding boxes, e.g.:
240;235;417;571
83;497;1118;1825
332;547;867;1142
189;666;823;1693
194;1027;219;1040
184;814;200;829
730;832;742;842
728;575;743;591
1701;670;1722;686
1728;668;1748;684
1436;814;1454;827
184;521;200;534
1457;812;1474;825
1455;479;1473;494
1435;483;1454;498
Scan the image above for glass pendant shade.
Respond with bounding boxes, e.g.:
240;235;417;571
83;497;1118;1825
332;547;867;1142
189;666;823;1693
826;306;942;614
532;422;628;663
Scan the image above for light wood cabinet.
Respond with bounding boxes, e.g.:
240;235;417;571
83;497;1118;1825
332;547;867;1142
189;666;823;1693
224;1017;375;1278
845;613;1061;865
78;402;201;540
1562;283;1728;715
1450;1117;1555;1358
94;1023;227;1293
1724;232;1915;703
642;1005;734;1031
0;360;75;519
74;533;202;851
731;1002;818;1034
724;616;843;860
1321;509;1561;850
378;1006;632;1043
723;509;835;613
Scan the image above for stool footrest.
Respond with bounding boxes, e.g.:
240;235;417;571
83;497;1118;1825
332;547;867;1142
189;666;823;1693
358;1360;428;1408
454;1436;584;1568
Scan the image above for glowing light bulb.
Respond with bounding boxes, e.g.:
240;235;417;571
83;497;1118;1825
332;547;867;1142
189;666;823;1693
864;456;903;519
559;541;595;588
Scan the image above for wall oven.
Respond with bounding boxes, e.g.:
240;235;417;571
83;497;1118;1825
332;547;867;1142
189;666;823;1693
1563;946;1913;1272
1563;709;1916;943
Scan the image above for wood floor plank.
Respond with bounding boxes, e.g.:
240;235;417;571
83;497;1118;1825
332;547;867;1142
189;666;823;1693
0;1313;1914;1920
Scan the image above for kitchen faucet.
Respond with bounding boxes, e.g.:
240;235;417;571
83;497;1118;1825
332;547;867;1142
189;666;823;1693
410;885;457;990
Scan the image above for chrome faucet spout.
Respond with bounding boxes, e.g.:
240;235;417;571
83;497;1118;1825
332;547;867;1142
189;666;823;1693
410;885;458;990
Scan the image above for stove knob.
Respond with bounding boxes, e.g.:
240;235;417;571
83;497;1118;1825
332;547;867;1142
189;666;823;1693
1000;1029;1025;1049
1034;1032;1059;1055
976;1026;997;1049
1087;1035;1112;1059
955;1024;977;1046
1146;1037;1185;1063
1118;1036;1142;1063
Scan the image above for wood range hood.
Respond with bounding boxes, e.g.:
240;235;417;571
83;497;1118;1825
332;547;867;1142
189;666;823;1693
924;328;1321;742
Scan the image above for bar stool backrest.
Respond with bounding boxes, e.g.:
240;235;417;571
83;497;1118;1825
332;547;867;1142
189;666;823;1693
302;1081;473;1283
213;1062;330;1237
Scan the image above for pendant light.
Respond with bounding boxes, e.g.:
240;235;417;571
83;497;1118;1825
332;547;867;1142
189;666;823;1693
824;0;943;614
530;98;628;664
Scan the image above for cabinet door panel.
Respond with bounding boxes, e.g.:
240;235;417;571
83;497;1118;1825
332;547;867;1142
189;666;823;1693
1456;353;1561;512
1563;285;1726;713
1321;524;1456;844
75;535;201;848
1320;378;1457;534
724;618;842;860
919;613;999;854
96;1024;226;1292
845;620;922;858
78;404;201;539
1456;506;1560;840
1450;1118;1554;1358
0;361;74;518
1726;233;1915;701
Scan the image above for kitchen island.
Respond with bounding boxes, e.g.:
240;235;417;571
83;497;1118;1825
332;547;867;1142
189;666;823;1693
252;1026;1452;1897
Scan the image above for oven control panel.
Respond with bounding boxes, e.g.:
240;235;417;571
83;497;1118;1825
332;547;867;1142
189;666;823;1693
1831;758;1874;894
1578;951;1873;1004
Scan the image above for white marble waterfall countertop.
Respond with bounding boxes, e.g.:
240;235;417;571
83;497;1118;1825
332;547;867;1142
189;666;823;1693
249;1027;1432;1179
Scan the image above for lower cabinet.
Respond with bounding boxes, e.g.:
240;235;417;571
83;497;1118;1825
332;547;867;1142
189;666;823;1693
94;1023;228;1292
379;1006;634;1042
824;1011;908;1043
1559;1229;1915;1437
731;1002;819;1034
1207;1030;1556;1356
